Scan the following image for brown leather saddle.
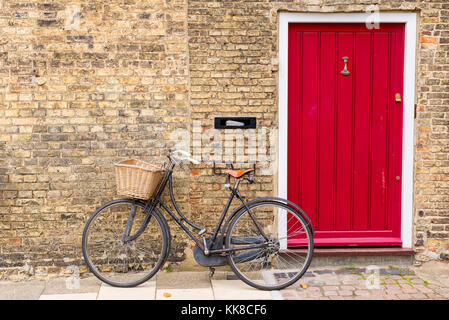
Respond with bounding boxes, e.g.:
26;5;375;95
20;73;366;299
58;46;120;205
223;168;254;178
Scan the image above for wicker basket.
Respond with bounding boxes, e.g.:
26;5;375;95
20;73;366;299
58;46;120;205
115;159;165;200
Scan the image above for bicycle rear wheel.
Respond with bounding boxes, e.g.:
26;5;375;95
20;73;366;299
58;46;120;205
225;200;314;290
82;199;169;287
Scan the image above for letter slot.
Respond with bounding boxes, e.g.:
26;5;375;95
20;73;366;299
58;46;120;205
214;117;256;129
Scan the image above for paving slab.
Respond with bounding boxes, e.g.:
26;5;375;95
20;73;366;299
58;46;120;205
157;271;211;289
97;281;156;300
212;271;235;280
156;288;214;300
211;280;272;300
0;280;45;300
41;276;102;295
39;293;97;300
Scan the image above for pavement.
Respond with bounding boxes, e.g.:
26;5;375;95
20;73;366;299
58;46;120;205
0;264;448;300
279;265;449;300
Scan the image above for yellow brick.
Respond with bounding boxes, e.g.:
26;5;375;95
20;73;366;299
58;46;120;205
5;93;18;101
0;134;11;142
12;118;39;125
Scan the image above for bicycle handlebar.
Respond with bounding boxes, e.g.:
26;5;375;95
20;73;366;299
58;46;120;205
169;148;200;165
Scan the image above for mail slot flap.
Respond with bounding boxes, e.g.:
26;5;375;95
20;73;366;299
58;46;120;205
214;117;256;129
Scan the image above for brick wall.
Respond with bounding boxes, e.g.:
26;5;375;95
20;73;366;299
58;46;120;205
0;0;448;275
0;0;191;274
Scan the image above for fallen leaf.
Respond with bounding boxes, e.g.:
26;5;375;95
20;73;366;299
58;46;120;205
101;266;113;272
163;292;172;298
300;283;308;289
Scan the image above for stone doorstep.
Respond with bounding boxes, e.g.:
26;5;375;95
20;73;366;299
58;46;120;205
292;247;415;257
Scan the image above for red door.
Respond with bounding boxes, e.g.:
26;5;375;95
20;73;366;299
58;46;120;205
287;23;404;247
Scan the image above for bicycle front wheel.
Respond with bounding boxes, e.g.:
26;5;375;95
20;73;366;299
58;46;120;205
82;199;169;287
226;200;314;290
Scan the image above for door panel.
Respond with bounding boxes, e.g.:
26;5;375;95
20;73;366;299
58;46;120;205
353;32;372;231
287;23;405;247
317;32;337;232
335;32;354;232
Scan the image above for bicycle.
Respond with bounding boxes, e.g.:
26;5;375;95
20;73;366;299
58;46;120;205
82;149;314;291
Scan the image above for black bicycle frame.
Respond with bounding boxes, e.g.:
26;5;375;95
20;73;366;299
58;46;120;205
124;161;267;255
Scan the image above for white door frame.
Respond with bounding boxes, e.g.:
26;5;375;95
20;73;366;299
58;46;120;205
277;12;417;248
